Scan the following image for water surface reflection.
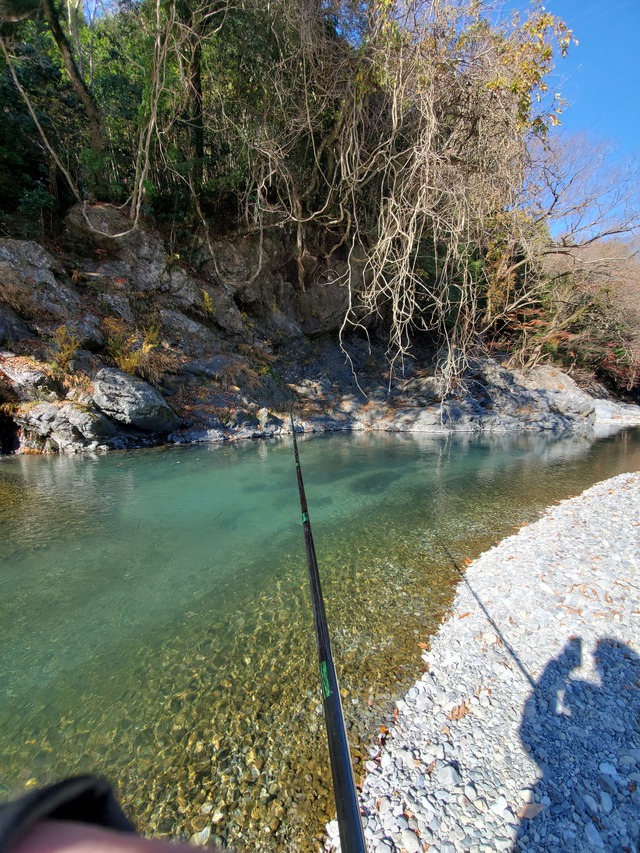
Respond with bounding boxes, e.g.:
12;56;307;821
0;428;639;851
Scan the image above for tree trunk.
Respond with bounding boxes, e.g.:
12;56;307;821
188;38;204;185
41;0;102;153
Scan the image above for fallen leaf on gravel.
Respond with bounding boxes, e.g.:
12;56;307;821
518;803;545;819
425;760;436;775
447;701;471;721
458;612;471;619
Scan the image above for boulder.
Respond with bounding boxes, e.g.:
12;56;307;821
518;365;596;421
474;361;595;427
64;204;168;292
593;397;640;424
0;355;59;402
91;367;180;432
14;401;118;452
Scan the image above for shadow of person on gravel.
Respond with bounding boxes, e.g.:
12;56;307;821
516;637;640;852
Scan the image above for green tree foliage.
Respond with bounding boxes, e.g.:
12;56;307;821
0;0;637;386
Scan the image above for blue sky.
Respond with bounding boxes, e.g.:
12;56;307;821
538;0;640;158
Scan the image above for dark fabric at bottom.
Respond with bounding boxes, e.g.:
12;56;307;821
0;776;136;853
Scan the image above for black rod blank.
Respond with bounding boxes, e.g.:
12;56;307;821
290;416;366;853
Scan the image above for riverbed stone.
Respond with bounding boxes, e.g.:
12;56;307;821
399;828;421;852
335;472;640;853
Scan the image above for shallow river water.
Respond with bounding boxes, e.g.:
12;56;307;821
1;428;639;851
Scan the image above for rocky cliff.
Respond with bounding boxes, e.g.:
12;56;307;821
1;204;639;454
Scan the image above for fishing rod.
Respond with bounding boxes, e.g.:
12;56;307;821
289;414;367;853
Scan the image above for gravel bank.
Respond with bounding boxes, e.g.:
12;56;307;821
329;471;640;853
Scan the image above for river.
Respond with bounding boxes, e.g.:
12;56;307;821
1;428;639;851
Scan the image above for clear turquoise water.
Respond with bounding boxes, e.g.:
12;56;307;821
0;428;639;851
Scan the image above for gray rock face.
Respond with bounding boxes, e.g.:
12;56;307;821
99;292;134;325
592;397;640;429
91;367;180;432
515;364;596;420
65;204;246;342
169;271;244;335
66;315;105;350
0;239;80;320
0;304;30;345
200;231;288;290
183;354;242;379
474;361;595;427
198;229;366;339
14;401;118;452
159;309;221;358
0;355;59;402
205;284;245;335
296;275;351;335
64;204;168;292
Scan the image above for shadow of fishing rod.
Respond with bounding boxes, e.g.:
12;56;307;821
436;538;535;690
